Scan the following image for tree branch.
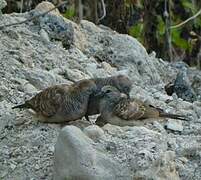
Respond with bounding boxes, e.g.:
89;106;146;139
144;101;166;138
98;0;106;22
20;0;24;13
0;1;68;30
170;8;201;29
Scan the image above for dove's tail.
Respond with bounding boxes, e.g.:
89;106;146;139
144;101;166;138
159;112;188;121
12;103;30;109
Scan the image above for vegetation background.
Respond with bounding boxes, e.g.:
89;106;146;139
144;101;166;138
3;0;201;69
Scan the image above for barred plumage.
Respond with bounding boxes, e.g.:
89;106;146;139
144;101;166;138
96;85;188;127
12;80;97;123
84;75;132;121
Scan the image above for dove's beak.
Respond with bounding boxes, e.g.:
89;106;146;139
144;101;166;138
126;93;130;99
95;92;104;97
120;93;127;99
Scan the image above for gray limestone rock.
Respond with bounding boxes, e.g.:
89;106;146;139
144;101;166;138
21;68;57;89
54;125;182;180
31;9;74;48
54;126;130;180
174;70;197;102
0;0;6;15
83;125;105;141
80;20;162;86
165;119;184;132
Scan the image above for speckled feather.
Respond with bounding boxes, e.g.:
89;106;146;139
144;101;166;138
97;86;188;127
85;75;132;118
12;80;97;123
114;98;160;120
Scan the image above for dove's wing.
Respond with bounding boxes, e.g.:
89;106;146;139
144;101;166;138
133;99;161;119
28;84;69;117
114;98;146;120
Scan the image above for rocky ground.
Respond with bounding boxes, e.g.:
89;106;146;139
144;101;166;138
0;2;201;180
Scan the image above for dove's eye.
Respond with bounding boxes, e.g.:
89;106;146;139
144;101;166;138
101;86;118;95
105;89;112;94
122;86;130;93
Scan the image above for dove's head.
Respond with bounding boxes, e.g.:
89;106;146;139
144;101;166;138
73;79;97;95
97;85;127;104
112;75;132;98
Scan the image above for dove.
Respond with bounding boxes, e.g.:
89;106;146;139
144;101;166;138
12;79;97;123
96;85;188;127
84;75;132;121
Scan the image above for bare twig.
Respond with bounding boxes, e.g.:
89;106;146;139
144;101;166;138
98;0;106;22
78;0;83;22
170;8;201;29
20;0;24;13
164;0;172;61
0;1;68;30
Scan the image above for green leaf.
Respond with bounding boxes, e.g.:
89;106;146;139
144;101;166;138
62;7;75;19
194;17;201;28
182;1;196;13
129;23;143;39
157;16;165;36
171;29;189;50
